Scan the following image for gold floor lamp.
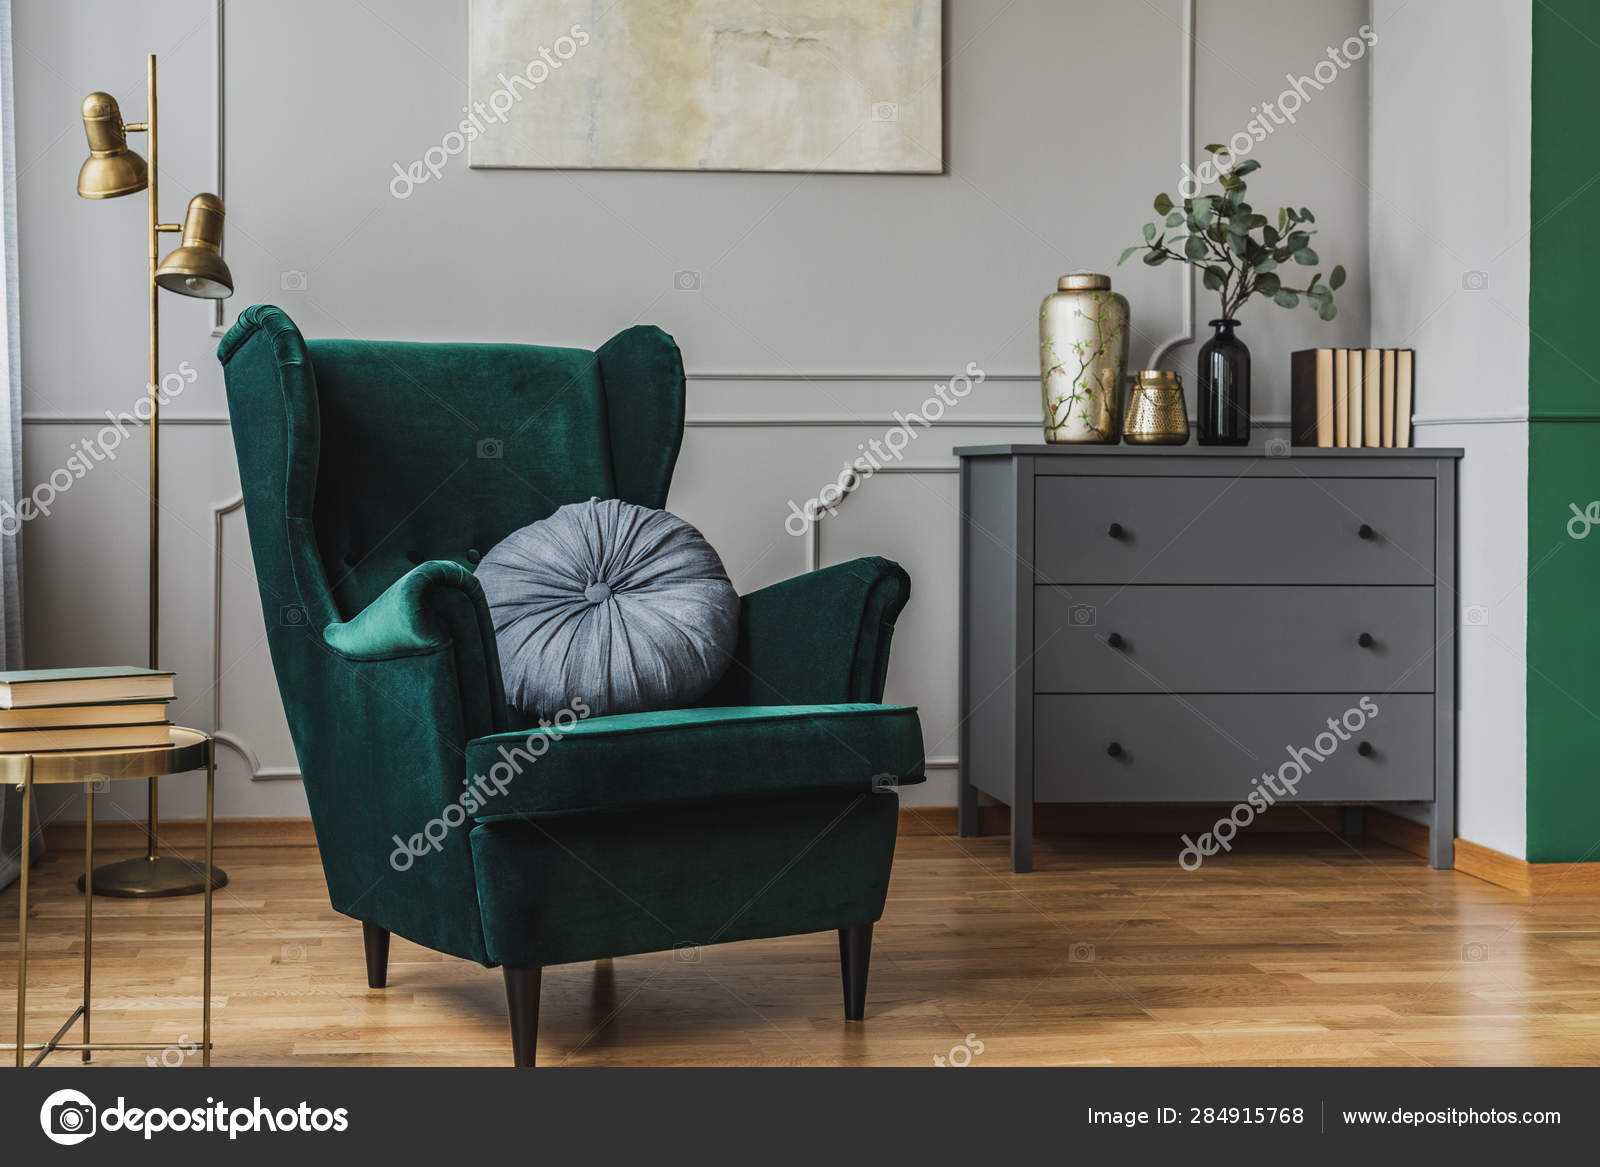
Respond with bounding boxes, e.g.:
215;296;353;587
74;54;233;897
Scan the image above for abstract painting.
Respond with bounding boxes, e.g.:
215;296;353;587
468;0;943;172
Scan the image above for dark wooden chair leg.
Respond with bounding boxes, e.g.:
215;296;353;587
503;965;543;1067
839;922;873;1022
363;922;390;989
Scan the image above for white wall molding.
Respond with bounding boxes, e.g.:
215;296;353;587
211;490;300;782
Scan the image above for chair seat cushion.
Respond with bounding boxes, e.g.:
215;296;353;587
466;703;925;820
476;498;739;721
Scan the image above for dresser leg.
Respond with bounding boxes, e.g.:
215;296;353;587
1429;802;1455;869
958;778;979;837
1340;806;1366;839
1010;802;1033;873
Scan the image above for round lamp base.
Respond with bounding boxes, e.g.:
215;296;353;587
75;855;228;898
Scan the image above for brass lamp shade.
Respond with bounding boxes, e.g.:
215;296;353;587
154;193;233;299
76;93;148;199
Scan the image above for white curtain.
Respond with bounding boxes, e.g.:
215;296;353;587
0;0;33;891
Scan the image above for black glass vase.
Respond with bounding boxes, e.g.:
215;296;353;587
1196;318;1251;446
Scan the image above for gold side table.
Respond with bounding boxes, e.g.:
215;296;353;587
3;728;214;1067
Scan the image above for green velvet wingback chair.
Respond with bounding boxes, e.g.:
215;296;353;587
216;305;924;1065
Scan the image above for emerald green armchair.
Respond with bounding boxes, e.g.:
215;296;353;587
217;306;924;1065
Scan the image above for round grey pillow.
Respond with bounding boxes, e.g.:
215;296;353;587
476;498;739;722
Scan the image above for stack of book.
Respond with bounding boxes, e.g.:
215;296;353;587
0;666;175;752
1290;348;1415;449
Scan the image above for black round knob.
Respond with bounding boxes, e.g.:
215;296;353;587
1107;522;1124;539
1357;741;1374;757
1106;632;1125;650
1358;523;1375;540
1106;741;1123;758
1358;632;1375;648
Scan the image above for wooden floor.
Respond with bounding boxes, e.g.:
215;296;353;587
6;829;1600;1067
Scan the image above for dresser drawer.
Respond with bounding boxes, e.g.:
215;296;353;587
1034;585;1436;694
1034;694;1434;803
1033;476;1436;585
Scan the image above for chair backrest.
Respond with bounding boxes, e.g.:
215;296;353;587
215;306;685;962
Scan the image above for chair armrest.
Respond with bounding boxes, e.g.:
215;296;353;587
322;559;509;734
325;560;489;659
703;556;911;706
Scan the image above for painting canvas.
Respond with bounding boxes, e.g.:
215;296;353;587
468;0;943;173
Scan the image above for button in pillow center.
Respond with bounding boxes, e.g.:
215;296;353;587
583;580;614;605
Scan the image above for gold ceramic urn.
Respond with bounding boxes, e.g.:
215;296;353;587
1123;370;1191;445
1039;272;1130;443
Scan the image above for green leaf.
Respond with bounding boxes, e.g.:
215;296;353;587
1229;231;1248;257
1287;232;1310;251
1262;225;1279;246
1219;171;1241;190
1191;196;1214;218
1143;222;1157;243
1203;143;1228;155
1299;207;1315;222
1278;208;1289;232
1273;289;1300;309
1142;250;1168;266
1233;159;1261;176
1294;247;1320;265
1166;211;1185;228
1185;234;1208;261
1246;213;1269;231
1330;264;1347;290
1118;245;1142;265
1255;256;1278;273
1318;300;1338;321
1202;265;1226;291
1154;193;1174;215
1254;271;1281;295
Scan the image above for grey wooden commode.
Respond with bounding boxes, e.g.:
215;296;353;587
956;445;1462;873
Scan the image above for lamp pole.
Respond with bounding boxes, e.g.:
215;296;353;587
75;54;230;897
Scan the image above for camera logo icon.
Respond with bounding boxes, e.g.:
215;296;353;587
280;270;308;292
476;438;504;460
1067;603;1096;628
40;1088;97;1145
1462;270;1489;291
871;102;899;121
673;270;701;291
1264;437;1291;457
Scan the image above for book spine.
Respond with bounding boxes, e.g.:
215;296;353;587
1347;348;1364;448
1316;349;1334;447
1396;349;1414;448
1289;350;1319;446
1334;349;1349;447
1381;349;1397;447
1363;348;1381;447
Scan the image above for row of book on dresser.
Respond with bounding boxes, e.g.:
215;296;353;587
0;666;175;752
1290;348;1415;448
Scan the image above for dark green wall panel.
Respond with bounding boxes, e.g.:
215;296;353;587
1526;424;1600;860
1527;0;1600;859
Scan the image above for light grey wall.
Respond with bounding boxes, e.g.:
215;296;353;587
13;0;1373;821
1370;0;1531;856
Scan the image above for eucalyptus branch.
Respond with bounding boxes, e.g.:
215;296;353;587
1119;150;1345;324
